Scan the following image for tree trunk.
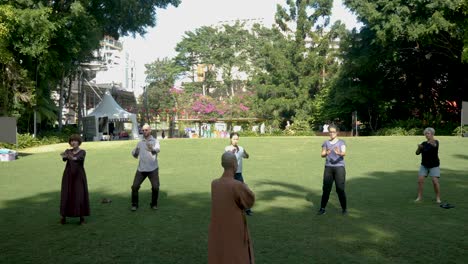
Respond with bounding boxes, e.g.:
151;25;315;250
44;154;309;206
58;70;65;131
0;64;8;115
77;71;83;133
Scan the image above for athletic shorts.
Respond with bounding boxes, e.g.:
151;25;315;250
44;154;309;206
419;165;440;177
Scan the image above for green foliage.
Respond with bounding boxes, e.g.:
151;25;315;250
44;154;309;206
251;0;345;126
1;0;181;133
237;130;260;137
143;58;182;120
289;119;311;133
334;0;468;131
452;125;468;136
0;125;78;149
375;127;420;136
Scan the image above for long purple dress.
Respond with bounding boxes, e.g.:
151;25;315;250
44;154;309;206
60;149;90;217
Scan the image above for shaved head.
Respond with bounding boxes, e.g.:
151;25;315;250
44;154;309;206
142;124;151;131
222;152;237;170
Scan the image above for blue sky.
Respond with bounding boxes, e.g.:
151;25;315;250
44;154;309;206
122;0;361;95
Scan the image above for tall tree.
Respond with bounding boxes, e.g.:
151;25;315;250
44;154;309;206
0;0;181;133
144;57;182;118
251;0;344;127
329;0;468;131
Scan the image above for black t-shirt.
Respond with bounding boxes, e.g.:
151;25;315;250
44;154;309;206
420;140;440;168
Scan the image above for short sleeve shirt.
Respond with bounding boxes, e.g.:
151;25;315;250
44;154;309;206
322;139;346;167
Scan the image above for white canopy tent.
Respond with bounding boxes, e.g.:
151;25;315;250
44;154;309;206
83;90;139;141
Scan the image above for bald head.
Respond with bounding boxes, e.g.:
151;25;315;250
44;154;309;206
142;124;152;138
222;152;237;170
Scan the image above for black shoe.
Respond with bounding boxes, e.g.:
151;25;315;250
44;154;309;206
246;209;253;216
317;208;326;215
342;209;348;215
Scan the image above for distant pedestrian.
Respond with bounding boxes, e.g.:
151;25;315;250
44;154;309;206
322;123;329;133
59;134;90;225
130;124;161;211
208;152;255;264
415;127;441;203
317;125;347;215
260;122;265;134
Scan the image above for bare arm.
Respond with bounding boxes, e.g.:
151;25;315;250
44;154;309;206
415;144;423;155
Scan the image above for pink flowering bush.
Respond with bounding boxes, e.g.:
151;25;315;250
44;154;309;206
168;87;254;120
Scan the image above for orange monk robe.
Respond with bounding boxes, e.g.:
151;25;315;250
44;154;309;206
208;175;255;264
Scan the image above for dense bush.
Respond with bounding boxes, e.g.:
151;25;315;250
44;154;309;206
0;126;78;149
374;127;420;136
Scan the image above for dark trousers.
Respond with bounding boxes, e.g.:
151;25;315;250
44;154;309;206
320;166;347;210
131;168;159;207
234;172;244;182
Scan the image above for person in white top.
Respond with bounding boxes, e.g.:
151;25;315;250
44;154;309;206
224;132;252;215
322;123;329;133
130;124;161;211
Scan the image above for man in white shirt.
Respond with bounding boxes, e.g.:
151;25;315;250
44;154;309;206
130;124;160;211
225;132;252;215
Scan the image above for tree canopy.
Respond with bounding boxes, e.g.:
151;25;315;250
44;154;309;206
0;0;180;133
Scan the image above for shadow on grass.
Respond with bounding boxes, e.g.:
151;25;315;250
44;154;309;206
453;154;468;160
17;152;33;157
1;169;467;264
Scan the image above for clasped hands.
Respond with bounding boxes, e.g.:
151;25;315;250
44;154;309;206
60;150;74;159
326;146;342;156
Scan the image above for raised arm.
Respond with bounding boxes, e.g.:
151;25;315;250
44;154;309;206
132;143;140;158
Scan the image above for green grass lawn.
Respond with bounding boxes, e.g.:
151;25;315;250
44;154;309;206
1;136;467;264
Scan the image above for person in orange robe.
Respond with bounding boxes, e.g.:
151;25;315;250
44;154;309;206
208;152;255;264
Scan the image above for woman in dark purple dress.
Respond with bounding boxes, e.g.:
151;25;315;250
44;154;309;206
60;134;90;225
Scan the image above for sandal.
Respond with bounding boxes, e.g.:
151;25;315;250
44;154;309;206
440;203;455;209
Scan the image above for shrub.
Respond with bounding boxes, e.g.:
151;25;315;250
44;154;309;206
375;127;419;136
453;125;468;136
238;130;260;137
0;125;78;150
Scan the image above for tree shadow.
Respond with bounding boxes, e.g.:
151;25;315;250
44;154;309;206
453;154;468;160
